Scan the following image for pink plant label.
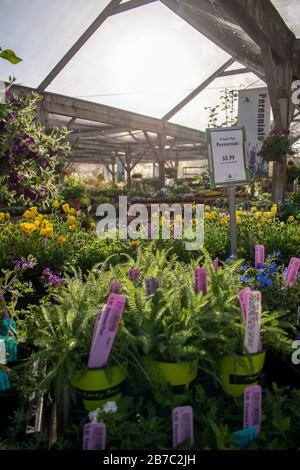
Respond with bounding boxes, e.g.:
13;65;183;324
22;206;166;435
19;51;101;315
172;406;194;449
285;257;300;287
91;309;105;348
244;291;261;354
244;385;262;435
88;294;126;368
128;268;140;281
145;278;160;295
83;422;106;450
255;245;265;268
194;268;207;295
239;287;251;322
213;258;219;272
109;282;121;294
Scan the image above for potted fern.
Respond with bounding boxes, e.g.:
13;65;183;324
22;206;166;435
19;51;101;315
258;129;294;162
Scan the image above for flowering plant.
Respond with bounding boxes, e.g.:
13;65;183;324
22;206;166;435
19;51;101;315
258;129;295;162
0;86;70;206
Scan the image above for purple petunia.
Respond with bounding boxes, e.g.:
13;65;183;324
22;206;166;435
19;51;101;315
5;90;16;102
12;260;34;271
42;268;64;286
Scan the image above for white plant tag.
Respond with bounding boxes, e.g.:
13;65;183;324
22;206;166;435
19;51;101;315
244;291;261;354
0;82;5;104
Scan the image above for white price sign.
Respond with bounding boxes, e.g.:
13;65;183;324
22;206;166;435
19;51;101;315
206;127;250;188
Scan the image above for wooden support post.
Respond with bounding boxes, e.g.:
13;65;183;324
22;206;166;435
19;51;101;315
157;133;166;188
125;150;132;190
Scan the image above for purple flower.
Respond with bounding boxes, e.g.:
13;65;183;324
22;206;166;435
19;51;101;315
39;158;49;169
9;170;21;184
240;276;251;283
49;149;57;157
5;90;16;102
23;188;36;201
8;112;17;122
42;267;64;286
12;260;34;271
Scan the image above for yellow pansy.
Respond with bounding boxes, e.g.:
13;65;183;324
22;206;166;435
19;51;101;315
236;210;243;216
0;212;5;223
288;216;295;222
220;217;228;225
210;211;218;218
34;219;40;227
69;225;76;232
45;224;53;238
250;207;257;213
236;216;242;224
5;213;10;221
52;200;59;209
23;210;32;219
192;204;197;210
204;212;211;220
67;215;76;225
57;236;67;246
255;211;262;217
62;203;70;213
37;213;44;221
39;228;47;237
263;212;273;218
68;208;76;215
19;222;36;234
30;206;38;215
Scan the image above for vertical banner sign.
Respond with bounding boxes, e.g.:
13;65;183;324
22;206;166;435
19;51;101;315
238;88;271;177
206;127;250;189
244;385;262;434
285;257;300;287
255;245;265;268
244;291;261;354
194;268;208;295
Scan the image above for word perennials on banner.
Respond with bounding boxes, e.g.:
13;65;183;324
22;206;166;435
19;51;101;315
206;127;250;189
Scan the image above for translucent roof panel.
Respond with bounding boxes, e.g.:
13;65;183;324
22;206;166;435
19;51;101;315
271;0;300;37
0;0;112;87
46;1;231;119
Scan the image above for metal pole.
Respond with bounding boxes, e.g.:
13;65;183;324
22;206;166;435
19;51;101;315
228;186;237;256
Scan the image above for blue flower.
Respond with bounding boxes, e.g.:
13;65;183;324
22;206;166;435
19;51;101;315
240;276;251;283
227;255;235;263
256;273;272;288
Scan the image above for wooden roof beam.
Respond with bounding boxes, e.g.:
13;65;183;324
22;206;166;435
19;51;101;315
162;57;235;122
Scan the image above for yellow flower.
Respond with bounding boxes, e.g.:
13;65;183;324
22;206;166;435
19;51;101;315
23;210;32;219
131;240;138;249
69;208;76;215
255;211;262;217
0;212;5;223
210;211;218;219
52;200;59;209
3;227;12;235
288;216;295;222
204;212;211;220
192;204;197;210
40;228;47;236
69;225;76;232
37;214;44;221
236;216;242;224
34;219;40;227
67;215;76;225
5;213;10;221
45;224;53;238
19;222;36;234
30;206;38;215
236;210;243;216
62;203;70;213
57;236;67;246
250;207;257;213
220;217;228;225
263;212;273;218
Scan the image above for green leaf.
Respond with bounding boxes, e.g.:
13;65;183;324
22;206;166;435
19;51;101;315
0;49;22;64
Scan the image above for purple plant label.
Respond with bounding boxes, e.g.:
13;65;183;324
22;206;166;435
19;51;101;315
244;385;262;435
83;422;106;450
109;282;121;294
255;245;265;268
128;268;140;281
244;291;261;354
91;309;105;348
145;278;160;295
213;258;219;272
239;287;251;322
285;257;300;287
88;294;126;368
194;268;207;295
172;406;194;449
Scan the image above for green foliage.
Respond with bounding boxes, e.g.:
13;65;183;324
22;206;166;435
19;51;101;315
0;48;22;64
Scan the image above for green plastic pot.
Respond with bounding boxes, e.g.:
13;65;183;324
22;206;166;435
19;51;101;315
144;359;198;388
71;363;127;411
219;352;266;397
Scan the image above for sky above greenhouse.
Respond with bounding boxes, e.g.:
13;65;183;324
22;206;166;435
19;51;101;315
0;0;275;132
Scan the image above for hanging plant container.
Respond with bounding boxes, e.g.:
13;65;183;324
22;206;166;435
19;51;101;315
259;132;294;162
144;359;198;391
71;362;127;411
219;351;266;397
